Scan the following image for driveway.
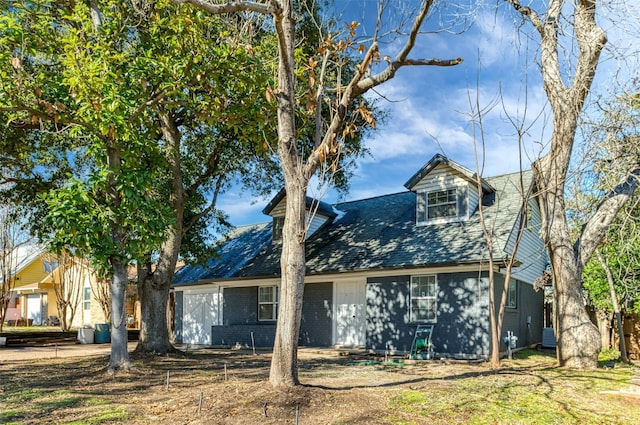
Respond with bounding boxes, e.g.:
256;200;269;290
0;342;138;362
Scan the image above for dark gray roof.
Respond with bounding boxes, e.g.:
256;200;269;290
173;223;272;284
173;169;533;286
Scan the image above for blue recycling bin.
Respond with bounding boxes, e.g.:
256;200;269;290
94;323;111;343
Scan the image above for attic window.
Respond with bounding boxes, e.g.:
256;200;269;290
417;187;465;224
428;189;457;219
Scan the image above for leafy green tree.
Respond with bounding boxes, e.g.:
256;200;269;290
1;0;368;359
1;0;173;369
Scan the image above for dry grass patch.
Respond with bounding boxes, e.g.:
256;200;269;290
0;349;638;424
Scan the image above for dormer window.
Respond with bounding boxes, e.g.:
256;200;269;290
417;187;466;225
405;154;495;227
427;189;457;219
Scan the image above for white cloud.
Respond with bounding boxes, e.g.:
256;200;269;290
218;192;271;226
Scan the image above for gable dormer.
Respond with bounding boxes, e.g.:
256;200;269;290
262;188;337;241
404;154;495;225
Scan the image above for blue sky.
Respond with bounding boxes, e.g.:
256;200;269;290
217;0;639;228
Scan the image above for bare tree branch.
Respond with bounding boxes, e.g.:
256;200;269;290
356;0;462;93
175;0;275;15
577;167;640;269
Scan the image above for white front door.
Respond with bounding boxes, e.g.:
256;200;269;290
334;281;366;346
182;288;220;345
27;294;41;325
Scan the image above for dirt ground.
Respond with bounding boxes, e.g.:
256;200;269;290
1;347;639;425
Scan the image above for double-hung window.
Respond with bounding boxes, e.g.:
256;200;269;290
428;188;457;219
258;286;278;321
410;275;437;322
417;188;462;225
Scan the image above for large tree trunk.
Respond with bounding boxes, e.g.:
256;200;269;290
549;247;601;367
507;0;608;368
109;257;131;370
135;111;184;355
269;0;303;388
136;274;173;353
269;181;306;386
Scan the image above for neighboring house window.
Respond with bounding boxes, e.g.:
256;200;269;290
258;286;278;321
507;279;517;309
43;260;58;273
410;275;437;322
83;287;91;311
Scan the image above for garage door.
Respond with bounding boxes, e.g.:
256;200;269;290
182;288;221;345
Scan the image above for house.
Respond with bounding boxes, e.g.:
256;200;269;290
172;154;547;358
2;245;111;328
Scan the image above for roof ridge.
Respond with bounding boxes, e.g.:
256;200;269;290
334;190;412;207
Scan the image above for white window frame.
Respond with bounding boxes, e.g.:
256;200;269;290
83;286;91;311
410;275;437;323
258;286;278;321
417;187;465;226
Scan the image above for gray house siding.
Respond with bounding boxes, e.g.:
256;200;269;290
507;200;547;284
499;279;544;349
300;282;333;347
366;272;491;357
435;272;490;357
212;286;274;346
366;276;414;352
210;283;333;347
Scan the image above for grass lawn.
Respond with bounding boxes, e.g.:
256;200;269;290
0;348;638;424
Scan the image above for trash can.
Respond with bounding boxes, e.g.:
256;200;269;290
94;323;111;344
77;326;94;344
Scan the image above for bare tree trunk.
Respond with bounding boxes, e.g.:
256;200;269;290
597;250;629;363
550;247;601;367
268;0;303;387
270;181;306;386
507;0;609;368
137;273;173;353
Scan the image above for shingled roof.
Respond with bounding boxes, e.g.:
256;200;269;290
174;167;533;286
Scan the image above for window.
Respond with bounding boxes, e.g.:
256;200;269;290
428;189;457;219
411;275;437;322
272;216;285;241
417;188;463;224
83;287;91;311
258;286;278;321
43;260;58;273
507;279;517;309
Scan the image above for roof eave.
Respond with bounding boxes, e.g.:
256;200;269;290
404;154;495;193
